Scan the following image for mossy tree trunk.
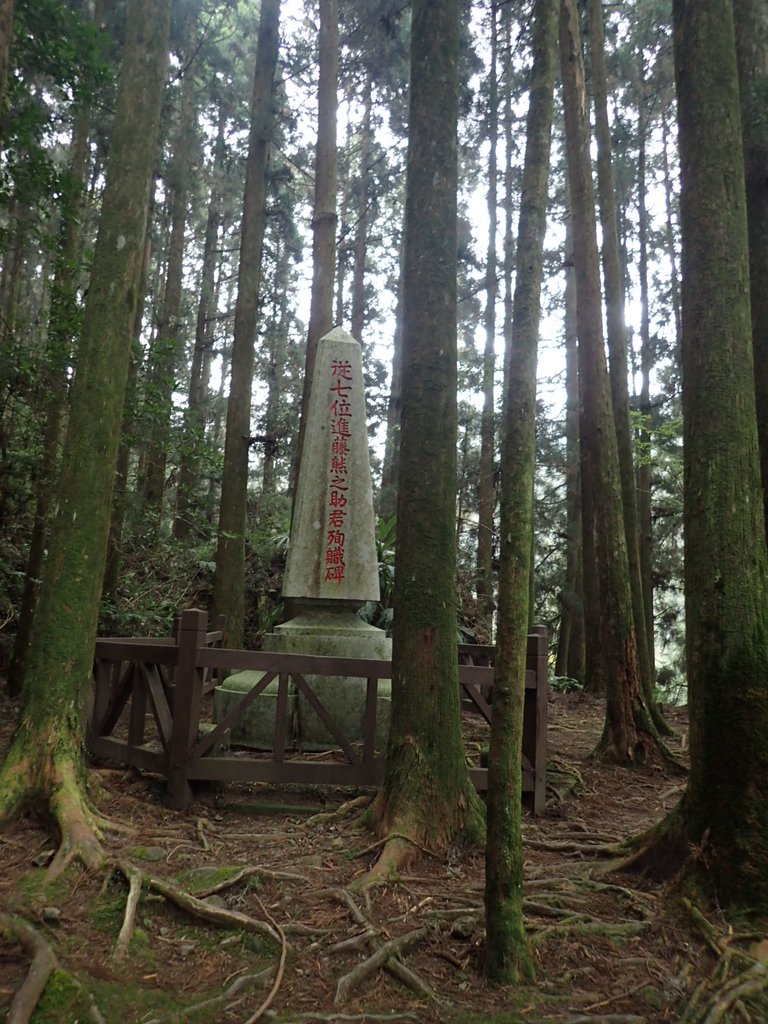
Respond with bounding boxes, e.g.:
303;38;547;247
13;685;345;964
555;217;585;684
560;0;663;762
484;0;557;983
587;0;668;734
0;0;15;132
370;0;484;871
8;101;91;697
0;0;171;871
640;0;768;909
733;0;768;531
211;0;281;648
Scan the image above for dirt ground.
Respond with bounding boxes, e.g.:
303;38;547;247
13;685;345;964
0;689;762;1024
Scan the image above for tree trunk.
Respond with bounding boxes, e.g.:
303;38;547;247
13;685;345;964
379;241;404;520
292;0;338;495
370;0;484;874
0;0;171;872
0;0;14;134
476;0;498;619
350;73;372;345
139;6;198;531
485;0;557;982
211;0;281;648
103;238;150;607
7;103;92;697
555;218;585;683
733;0;768;531
560;0;660;763
174;102;226;540
634;0;768;910
636;76;655;690
587;0;668;733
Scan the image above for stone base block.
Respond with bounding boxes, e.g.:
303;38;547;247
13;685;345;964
297;676;391;752
213;671;295;750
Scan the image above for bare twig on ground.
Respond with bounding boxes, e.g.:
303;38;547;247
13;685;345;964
239;896;288;1024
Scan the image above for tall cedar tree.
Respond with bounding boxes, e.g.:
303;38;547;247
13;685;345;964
559;0;664;762
630;0;768;909
292;0;338;492
0;0;14;129
586;0;669;734
211;0;281;648
476;0;498;618
139;1;198;528
8;97;92;695
484;0;558;982
0;0;171;873
733;0;768;530
369;0;484;875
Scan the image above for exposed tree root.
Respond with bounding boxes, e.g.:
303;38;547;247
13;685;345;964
334;926;429;1004
563;1015;647;1023
304;795;373;828
285;1015;420;1022
327;888;437;1004
0;740;132;882
0;913;58;1024
108;859;283;954
350;835;419;889
141;968;275;1024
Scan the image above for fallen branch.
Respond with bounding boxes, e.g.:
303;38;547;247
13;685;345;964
0;913;58;1024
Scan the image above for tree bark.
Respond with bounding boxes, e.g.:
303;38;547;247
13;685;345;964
174;101;226;539
555;218;585;683
635;0;768;910
212;0;281;648
0;0;171;867
485;0;557;982
370;0;484;869
139;4;198;530
587;0;668;732
476;0;498;619
560;0;659;762
8;102;91;696
733;0;768;531
292;0;338;495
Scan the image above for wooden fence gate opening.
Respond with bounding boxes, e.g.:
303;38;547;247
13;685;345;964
88;609;548;813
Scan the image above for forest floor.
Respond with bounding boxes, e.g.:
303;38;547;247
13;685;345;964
0;688;763;1024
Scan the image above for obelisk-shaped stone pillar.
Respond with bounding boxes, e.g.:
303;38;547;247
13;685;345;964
283;326;380;604
214;328;392;751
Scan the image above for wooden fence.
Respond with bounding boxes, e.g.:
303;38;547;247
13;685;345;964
87;609;548;813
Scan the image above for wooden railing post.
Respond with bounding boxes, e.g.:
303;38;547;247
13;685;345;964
167;608;208;809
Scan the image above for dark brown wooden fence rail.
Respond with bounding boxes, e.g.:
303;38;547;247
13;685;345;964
88;609;548;813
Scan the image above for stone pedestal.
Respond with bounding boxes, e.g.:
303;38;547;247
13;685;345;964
213;609;391;751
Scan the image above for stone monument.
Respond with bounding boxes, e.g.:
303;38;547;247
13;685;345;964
214;327;392;750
